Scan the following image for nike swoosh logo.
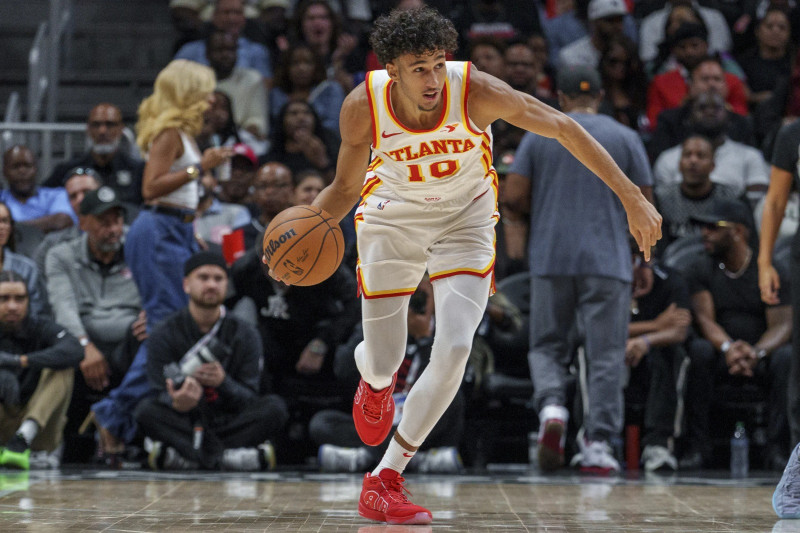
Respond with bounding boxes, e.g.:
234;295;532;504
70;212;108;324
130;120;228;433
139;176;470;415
381;131;402;138
402;452;413;457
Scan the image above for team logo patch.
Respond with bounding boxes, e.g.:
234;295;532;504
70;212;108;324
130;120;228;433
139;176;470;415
441;124;458;133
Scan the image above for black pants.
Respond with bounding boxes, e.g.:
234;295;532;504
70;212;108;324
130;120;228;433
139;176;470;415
628;344;687;448
134;394;289;469
789;237;800;446
307;390;465;462
685;336;791;453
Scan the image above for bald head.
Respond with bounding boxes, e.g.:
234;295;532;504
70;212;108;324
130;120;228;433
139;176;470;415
2;145;37;198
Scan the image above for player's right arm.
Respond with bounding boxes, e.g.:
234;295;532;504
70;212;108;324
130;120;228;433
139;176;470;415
312;83;373;222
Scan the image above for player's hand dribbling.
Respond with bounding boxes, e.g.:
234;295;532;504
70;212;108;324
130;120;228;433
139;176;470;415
625;196;662;262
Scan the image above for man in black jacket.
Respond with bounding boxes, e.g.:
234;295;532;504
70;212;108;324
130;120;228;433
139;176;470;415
0;270;83;469
134;251;288;470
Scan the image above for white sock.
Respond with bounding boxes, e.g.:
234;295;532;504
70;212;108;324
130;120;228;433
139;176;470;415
17;419;39;445
373;436;416;476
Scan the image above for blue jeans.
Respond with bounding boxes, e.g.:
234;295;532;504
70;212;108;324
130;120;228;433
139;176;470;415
92;209;197;442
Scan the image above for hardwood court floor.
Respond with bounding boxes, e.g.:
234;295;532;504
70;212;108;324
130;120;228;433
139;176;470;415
0;467;791;532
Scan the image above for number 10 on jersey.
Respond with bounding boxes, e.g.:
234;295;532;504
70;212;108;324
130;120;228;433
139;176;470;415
407;159;460;182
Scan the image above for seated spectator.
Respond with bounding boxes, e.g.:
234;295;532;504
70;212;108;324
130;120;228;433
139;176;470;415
468;36;507;81
194;160;253;247
207;30;268;140
645;2;705;76
504;40;554;102
135;251;289;470
269;43;345;135
598;36;648;131
639;0;732;64
45;188;146;464
539;0;639;69
655;135;741;249
169;0;262;53
0;270;83;470
33;169;100;277
175;0;273;83
261;100;339;181
648;90;754;163
197;90;268;156
293;169;324;206
737;7;793;109
647;38;748;130
43;104;144;208
291;0;363;93
216;143;258;208
229;242;359;396
234;162;294;251
653;92;769;204
625;248;691;472
681;199;792;470
1;146;74;233
311;278;464;473
453;0;541;46
0;202;49;318
255;0;291;62
558;0;627;69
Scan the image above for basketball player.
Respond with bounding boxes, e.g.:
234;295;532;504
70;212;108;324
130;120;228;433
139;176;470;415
267;7;661;525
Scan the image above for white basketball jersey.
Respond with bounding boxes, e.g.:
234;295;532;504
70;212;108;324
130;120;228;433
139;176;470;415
362;61;496;205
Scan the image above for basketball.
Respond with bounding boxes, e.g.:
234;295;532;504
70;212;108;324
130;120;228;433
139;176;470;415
262;205;345;286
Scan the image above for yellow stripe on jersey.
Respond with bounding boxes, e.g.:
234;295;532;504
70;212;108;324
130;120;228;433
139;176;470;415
461;62;483;136
366;156;383;172
360;176;382;199
365;71;381;150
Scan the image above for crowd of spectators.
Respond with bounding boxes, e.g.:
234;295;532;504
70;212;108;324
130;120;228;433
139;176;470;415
0;0;798;474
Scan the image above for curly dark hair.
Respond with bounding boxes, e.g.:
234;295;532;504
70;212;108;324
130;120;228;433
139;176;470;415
369;7;458;66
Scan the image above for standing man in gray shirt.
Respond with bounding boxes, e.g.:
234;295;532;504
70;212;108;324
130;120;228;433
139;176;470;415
505;65;654;474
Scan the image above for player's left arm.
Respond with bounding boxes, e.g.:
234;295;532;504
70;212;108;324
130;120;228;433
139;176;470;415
467;67;662;259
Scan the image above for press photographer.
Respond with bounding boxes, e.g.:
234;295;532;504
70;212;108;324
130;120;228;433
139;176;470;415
134;251;289;470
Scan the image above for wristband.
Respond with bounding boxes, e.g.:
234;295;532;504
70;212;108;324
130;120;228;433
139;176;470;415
720;340;732;354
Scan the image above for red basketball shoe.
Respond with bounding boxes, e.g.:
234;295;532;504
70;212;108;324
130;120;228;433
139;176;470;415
353;374;396;446
358;469;432;524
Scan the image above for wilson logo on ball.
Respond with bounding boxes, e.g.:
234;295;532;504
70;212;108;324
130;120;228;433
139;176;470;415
263;229;297;264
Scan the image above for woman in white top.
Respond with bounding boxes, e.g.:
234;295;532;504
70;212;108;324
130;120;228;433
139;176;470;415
89;60;233;459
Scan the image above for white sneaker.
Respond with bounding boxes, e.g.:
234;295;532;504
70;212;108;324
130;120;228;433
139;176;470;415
571;438;620;475
774;443;800;518
537;405;569;472
318;444;372;472
145;437;198;471
416;447;463;474
29;443;62;469
641;445;677;472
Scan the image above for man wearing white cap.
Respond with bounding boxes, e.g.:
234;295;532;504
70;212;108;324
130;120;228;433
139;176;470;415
558;0;628;69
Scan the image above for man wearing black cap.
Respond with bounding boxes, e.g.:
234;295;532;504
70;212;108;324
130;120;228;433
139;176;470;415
134;251;288;471
504;65;653;475
44;186;146;462
681;198;791;469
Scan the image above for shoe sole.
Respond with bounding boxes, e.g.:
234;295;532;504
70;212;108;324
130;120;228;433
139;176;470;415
579;465;618;475
358;502;432;525
537;420;565;472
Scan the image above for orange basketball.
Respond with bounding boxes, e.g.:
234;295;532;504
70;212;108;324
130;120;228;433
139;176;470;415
262;205;345;286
